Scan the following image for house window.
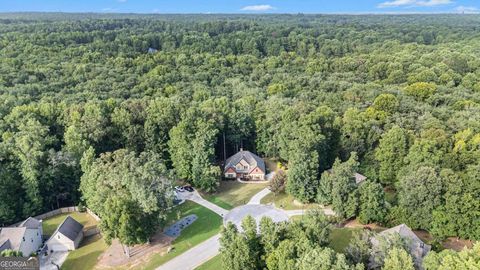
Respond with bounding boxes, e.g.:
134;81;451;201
58;235;60;239
31;239;33;243
23;237;25;241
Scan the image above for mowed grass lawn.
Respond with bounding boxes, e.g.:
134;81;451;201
42;212;98;235
61;234;107;270
141;201;223;270
202;180;268;209
260;192;320;210
195;255;222;270
328;228;360;253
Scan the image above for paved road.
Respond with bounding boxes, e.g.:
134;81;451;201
161;188;336;270
156;234;221;270
247;188;271;205
178;191;229;216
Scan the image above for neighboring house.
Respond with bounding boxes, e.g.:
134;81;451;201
46;216;83;252
371;224;431;269
326;169;367;184
147;47;158;53
0;217;43;257
224;149;266;181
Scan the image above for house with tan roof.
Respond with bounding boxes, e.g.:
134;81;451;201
224;149;266;181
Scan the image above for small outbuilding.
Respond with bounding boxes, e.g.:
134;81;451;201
46;216;83;252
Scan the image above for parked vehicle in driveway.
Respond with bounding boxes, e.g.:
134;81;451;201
183;185;194;192
175;186;185;192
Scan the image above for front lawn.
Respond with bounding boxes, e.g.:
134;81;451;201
141;201;223;270
328;228;359;253
195;255;222;270
260;192;320;210
61;234;108;270
202;180;268;209
42;212;98;236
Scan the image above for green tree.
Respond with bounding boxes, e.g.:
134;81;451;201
375;126;410;184
395;166;443;229
241;216;262;269
370;233;409;269
404;82;437;100
322;153;360;219
270;170;287;195
260;217;280;255
220;222;256;270
346;230;374;266
144;98;179;159
191;120;220;192
80;149;173;246
423;243;480;270
382;248;415;270
302;208;332;247
358;181;387;224
298;247;360;270
266;240;298;270
372;93;399;114
168;120;194;180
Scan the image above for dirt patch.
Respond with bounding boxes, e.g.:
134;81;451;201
95;230;174;269
342;219;386;232
442;237;474;251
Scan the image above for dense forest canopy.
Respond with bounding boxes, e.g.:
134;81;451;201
0;14;479;244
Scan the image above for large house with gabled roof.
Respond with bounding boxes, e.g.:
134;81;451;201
224;149;266;181
0;217;43;257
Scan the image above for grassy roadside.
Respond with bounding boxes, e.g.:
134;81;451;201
194;255;222;270
140;201;222;270
260;192;320;210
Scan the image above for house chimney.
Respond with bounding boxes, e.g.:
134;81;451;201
240;147;243;152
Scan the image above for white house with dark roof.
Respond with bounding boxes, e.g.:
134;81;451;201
224;149;266;181
46;216;83;252
0;217;43;257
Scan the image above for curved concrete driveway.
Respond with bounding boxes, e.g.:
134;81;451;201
159;188;335;270
177;190;229;216
224;204;289;232
247;188;271;205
